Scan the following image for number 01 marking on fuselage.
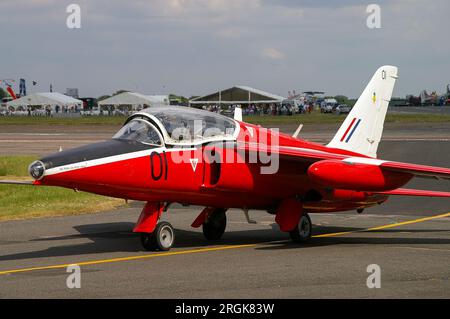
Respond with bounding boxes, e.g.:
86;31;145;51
150;151;168;181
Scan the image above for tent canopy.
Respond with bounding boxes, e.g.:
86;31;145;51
98;92;169;107
190;86;285;105
6;92;82;107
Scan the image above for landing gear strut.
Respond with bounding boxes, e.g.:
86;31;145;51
289;213;312;243
140;221;175;251
202;208;227;240
134;202;175;251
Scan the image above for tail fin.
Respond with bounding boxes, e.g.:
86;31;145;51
327;65;398;158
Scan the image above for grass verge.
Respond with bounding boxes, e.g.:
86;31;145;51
243;113;450;126
1;112;449;127
0;156;124;221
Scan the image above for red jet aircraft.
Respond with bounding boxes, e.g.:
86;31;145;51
2;66;449;251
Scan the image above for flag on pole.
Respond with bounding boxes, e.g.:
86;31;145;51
19;78;26;96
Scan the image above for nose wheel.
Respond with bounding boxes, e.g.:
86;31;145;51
202;208;227;240
140;221;175;251
289;213;312;243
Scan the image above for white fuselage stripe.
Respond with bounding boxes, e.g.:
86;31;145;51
44;147;196;176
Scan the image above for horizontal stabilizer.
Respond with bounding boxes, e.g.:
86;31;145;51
375;188;450;198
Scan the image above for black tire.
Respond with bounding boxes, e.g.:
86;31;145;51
289;213;312;243
154;221;175;251
202;208;227;241
140;221;175;251
140;232;157;251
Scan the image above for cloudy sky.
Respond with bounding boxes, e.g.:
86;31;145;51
0;0;449;98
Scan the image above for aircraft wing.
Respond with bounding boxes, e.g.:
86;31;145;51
379;161;450;180
239;143;450;179
238;143;450;196
374;188;450;197
237;143;348;162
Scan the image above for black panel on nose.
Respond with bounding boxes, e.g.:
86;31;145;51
39;139;157;170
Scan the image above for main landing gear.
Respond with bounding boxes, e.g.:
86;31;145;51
202;208;227;240
289;213;312;243
275;198;312;244
191;207;228;241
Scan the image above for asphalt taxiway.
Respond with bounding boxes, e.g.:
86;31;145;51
0;207;449;298
0;121;449;298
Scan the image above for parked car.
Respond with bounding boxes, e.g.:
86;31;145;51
281;99;303;114
333;104;352;115
320;98;338;113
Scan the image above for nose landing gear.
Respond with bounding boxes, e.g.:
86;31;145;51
134;202;175;251
140;221;175;251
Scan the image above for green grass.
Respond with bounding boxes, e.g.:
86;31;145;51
0;185;123;220
0;156;123;221
243;113;450;126
0;155;36;177
0;116;127;126
1;112;450;126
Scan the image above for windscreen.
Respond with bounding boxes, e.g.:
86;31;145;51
113;119;162;145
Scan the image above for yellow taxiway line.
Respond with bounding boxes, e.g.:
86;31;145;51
0;212;449;276
313;211;450;237
0;244;256;276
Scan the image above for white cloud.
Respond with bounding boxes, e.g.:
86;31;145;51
261;47;286;60
0;0;448;98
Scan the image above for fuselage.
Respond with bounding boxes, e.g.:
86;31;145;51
29;106;389;213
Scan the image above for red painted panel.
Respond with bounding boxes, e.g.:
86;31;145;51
275;198;303;232
308;160;412;191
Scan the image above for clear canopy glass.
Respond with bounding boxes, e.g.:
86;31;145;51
140;106;236;143
113;119;162;145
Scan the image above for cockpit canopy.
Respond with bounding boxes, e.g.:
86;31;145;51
113;118;163;145
113;106;237;145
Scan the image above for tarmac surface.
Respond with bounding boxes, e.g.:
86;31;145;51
0;121;449;298
0;208;449;298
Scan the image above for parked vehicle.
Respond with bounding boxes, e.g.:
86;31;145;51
320;98;338;113
281;99;303;114
333;104;352;115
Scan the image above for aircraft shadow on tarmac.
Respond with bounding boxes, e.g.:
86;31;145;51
0;222;449;262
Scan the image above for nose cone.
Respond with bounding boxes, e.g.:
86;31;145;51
29;160;46;180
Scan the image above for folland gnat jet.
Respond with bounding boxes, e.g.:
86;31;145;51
1;66;449;251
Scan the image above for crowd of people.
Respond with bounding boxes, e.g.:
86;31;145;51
201;102;315;116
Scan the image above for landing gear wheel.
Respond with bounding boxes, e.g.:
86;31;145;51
289;213;312;243
140;221;175;251
202;208;227;240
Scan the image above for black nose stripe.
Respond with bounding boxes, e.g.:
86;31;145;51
40;139;157;169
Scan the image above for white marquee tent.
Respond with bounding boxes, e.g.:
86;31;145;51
98;92;169;110
6;92;83;110
189;86;285;106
